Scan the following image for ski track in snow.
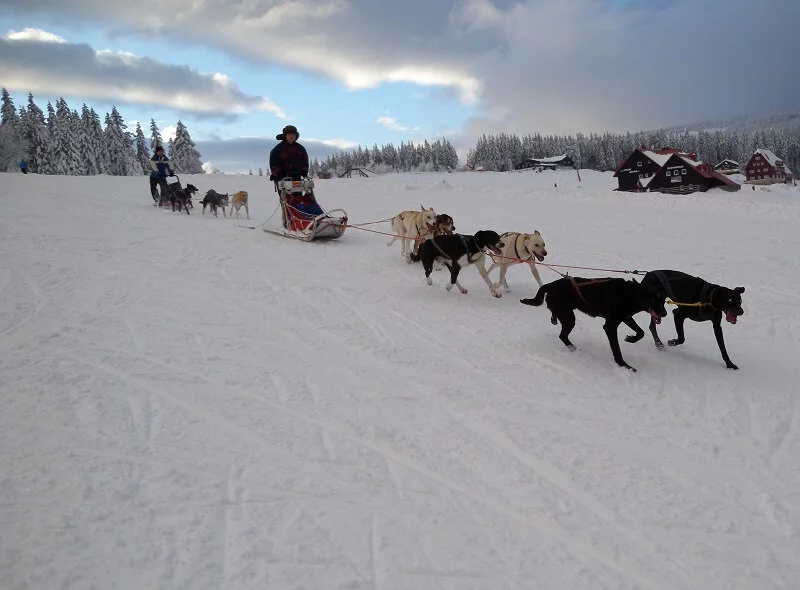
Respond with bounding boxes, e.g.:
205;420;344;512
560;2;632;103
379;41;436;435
1;171;799;589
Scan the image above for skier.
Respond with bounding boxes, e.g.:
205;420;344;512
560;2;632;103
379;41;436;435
19;159;28;174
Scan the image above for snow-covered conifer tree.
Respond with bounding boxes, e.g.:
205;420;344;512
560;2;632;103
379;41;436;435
149;119;162;151
135;122;151;174
170;121;204;173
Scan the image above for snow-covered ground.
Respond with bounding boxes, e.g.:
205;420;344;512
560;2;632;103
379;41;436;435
2;169;799;590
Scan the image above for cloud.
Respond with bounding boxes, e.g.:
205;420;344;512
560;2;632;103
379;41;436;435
377;117;419;132
195;135;356;172
4;0;799;141
0;28;287;118
2;0;483;105
453;0;800;141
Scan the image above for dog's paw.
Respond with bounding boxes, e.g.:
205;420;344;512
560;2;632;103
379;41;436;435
491;291;502;299
726;363;739;370
566;344;577;352
624;334;643;343
667;338;683;347
655;341;665;351
426;278;434;286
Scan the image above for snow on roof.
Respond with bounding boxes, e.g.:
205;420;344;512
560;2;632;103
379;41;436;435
640;150;672;166
717;159;740;165
526;154;571;163
752;149;792;175
753;149;784;167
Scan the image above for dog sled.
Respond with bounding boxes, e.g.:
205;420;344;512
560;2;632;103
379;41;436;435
264;177;347;242
157;174;184;208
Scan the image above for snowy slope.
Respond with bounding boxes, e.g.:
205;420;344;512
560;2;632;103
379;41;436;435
1;170;799;590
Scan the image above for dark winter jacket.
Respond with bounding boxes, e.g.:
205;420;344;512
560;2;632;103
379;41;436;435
19;160;28;170
150;154;173;178
269;140;308;180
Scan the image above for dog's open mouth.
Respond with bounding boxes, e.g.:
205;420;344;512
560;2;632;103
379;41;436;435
534;253;545;262
427;223;435;232
725;311;738;324
649;310;662;324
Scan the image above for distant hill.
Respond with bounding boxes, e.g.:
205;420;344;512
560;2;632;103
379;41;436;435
663;109;800;134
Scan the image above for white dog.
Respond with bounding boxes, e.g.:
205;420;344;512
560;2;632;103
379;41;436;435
386;205;436;261
485;230;548;292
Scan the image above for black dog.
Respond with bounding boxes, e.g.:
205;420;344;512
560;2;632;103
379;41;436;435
170;184;199;214
639;270;745;369
521;276;668;371
410;230;505;298
201;190;229;217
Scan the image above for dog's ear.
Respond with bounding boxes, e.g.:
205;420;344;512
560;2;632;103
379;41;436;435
632;277;639;284
534;230;540;235
734;286;745;294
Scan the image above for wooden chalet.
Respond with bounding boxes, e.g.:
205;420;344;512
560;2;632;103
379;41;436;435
514;154;575;171
613;147;696;191
714;159;740;175
745;149;793;184
646;154;740;194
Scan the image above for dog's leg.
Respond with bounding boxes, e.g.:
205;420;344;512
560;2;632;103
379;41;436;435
528;261;544;288
668;309;688;347
245;202;250;220
475;257;501;298
423;255;435;286
648;318;665;350
445;264;465;293
555;308;576;350
184;200;190;215
712;317;738;370
604;320;636;371
622;317;645;343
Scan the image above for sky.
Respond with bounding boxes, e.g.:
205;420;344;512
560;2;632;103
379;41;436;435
0;0;798;172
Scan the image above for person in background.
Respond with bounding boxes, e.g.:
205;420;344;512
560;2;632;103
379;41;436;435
149;146;174;203
19;159;28;174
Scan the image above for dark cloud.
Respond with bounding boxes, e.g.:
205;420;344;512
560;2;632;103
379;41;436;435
2;0;798;142
0;29;286;118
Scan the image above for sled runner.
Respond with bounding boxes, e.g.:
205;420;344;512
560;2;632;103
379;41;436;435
264;177;347;242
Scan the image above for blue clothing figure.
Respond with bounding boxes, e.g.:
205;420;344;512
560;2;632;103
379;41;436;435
19;160;28;174
149;146;174;203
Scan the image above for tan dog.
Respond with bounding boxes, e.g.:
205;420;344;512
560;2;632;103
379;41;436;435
486;230;548;292
386;205;437;261
229;190;249;219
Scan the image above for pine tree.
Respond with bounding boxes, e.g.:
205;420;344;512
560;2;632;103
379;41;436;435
53;98;82;175
258;167;264;176
104;106;137;176
170;120;204;173
134;122;151;174
149;119;162;151
0;88;25;171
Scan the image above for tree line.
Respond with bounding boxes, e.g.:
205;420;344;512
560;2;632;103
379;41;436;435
308;138;460;176
0;88;203;175
464;126;800;175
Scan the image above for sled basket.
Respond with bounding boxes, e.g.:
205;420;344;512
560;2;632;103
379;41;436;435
271;178;347;241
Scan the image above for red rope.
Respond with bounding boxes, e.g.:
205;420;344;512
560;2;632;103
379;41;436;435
343;221;647;276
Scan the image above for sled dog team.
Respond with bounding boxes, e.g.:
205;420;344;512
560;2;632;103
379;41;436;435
387;205;746;373
157;184;251;219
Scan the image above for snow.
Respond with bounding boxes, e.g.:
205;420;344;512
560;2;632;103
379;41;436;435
2;169;800;590
640;150;673;167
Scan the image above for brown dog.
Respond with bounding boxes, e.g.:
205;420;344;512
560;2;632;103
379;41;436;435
229;190;249;219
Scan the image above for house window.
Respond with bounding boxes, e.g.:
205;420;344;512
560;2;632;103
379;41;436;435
637;161;642;167
666;170;671;176
639;174;643;179
682;169;687;174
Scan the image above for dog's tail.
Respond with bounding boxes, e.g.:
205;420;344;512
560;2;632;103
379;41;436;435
520;283;550;307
